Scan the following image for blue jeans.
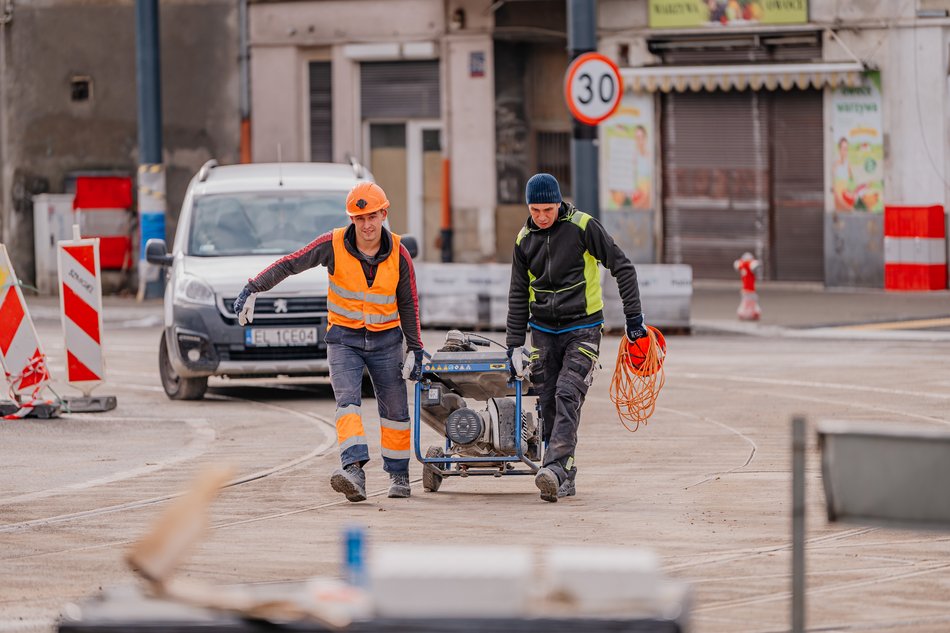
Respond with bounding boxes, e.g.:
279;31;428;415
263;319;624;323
326;324;410;474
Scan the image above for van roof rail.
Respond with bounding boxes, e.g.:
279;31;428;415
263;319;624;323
347;155;367;179
197;159;219;182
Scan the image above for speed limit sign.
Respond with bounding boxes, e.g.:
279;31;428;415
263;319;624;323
564;52;623;126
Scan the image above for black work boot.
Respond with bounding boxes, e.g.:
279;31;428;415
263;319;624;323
535;467;561;503
388;472;411;498
331;463;367;502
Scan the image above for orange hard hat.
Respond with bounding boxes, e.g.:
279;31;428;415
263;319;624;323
624;326;667;377
346;182;389;217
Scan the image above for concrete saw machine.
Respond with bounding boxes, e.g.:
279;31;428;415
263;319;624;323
411;330;542;491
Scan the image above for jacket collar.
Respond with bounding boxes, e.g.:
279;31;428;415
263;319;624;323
343;223;393;263
525;201;574;232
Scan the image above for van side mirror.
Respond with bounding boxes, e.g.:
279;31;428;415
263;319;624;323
401;235;419;259
145;239;174;266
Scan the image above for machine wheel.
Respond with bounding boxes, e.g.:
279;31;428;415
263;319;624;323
159;334;208;401
422;446;445;492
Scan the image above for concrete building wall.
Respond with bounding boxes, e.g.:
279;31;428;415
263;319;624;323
331;49;360;164
250;0;505;261
250;0;442;45
811;0;914;22
445;33;496;262
0;0;240;285
823;20;950;286
250;45;302;162
248;0;445;170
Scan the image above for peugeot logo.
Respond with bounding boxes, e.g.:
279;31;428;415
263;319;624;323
273;298;289;314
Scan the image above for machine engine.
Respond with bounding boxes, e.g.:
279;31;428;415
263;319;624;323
419;331;541;462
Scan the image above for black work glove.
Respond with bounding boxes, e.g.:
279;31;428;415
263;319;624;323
625;313;648;342
410;349;424;381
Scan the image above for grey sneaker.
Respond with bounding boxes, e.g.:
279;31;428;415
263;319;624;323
388;472;411;498
331;463;367;502
535;467;560;503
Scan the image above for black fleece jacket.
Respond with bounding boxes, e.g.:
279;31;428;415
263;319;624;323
506;202;641;348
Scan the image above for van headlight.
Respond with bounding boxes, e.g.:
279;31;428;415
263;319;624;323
174;274;215;306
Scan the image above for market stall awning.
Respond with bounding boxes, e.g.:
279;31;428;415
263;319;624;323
620;61;865;93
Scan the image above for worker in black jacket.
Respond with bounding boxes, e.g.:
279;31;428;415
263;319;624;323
506;173;647;502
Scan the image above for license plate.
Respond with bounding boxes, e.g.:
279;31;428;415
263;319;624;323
245;327;318;347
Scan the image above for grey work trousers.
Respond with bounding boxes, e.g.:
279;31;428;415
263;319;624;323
529;324;602;483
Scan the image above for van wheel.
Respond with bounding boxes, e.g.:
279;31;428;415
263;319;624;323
159;334;208;400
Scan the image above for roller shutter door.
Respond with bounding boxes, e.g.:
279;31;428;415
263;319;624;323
661;90;770;279
361;61;440;119
771;89;824;281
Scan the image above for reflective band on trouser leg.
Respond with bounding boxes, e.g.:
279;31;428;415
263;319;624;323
336;404;369;467
380;417;410;473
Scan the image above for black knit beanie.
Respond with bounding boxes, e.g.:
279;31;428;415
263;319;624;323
525;173;562;205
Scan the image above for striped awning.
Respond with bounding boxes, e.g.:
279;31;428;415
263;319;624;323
621;62;865;93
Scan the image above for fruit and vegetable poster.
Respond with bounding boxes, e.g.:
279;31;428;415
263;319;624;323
602;92;655;212
831;72;884;213
649;0;807;28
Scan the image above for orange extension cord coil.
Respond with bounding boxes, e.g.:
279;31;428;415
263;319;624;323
609;326;666;432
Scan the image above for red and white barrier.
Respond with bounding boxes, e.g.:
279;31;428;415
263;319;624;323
0;244;57;417
58;231;105;391
884;205;947;291
74;176;134;271
57;227;116;412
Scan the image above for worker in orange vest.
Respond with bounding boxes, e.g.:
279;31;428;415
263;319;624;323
233;182;424;501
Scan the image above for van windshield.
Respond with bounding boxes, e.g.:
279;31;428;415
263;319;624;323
187;191;349;256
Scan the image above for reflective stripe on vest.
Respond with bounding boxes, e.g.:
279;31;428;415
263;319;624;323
327;228;401;331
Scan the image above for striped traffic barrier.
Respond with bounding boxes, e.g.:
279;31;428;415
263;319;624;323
57;226;117;413
884;205;947;291
0;244;60;419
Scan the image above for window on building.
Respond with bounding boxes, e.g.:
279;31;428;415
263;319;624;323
71;76;92;102
309;61;332;162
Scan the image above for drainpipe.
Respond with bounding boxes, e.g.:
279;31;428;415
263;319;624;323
440;3;453;262
239;0;251;163
135;0;166;300
441;157;452;261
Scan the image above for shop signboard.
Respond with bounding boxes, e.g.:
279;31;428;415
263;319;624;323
601;92;655;212
649;0;808;28
830;72;884;213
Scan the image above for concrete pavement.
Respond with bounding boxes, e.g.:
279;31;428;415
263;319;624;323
690;281;950;341
5;282;950;633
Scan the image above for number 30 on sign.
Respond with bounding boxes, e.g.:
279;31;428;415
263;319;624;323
564;52;623;126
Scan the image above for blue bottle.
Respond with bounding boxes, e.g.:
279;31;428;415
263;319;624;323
343;525;366;587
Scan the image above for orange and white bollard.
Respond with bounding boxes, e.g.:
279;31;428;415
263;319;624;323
733;252;761;321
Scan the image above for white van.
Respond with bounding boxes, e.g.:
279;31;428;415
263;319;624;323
146;159;413;400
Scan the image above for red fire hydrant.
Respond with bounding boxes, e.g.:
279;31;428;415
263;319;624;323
733;252;761;321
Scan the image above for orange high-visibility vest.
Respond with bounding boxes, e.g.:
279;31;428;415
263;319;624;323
327;228;401;331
